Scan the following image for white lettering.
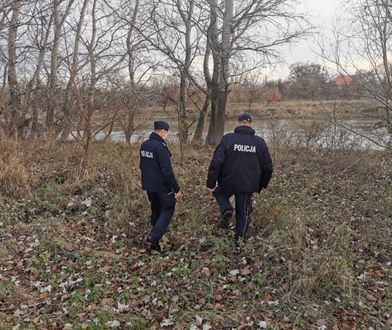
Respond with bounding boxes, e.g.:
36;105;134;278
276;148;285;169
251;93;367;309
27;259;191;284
141;150;154;158
233;144;256;153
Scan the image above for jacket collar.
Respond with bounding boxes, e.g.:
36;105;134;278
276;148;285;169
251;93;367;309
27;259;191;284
234;125;255;136
150;132;165;142
150;132;171;156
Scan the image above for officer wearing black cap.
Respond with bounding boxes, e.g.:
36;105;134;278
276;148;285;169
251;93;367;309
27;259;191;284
140;121;181;252
206;114;273;241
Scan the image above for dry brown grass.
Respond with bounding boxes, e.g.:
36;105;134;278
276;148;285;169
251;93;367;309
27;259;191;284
0;140;30;198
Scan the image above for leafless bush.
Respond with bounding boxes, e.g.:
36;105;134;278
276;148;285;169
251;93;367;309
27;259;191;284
297;121;328;149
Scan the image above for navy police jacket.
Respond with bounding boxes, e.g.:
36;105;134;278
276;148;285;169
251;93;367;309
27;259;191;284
207;126;273;194
140;133;180;193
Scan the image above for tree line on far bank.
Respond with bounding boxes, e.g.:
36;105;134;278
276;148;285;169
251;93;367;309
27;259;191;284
213;62;377;106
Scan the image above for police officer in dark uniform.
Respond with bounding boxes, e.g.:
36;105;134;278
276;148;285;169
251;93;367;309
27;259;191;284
206;114;273;241
140;121;181;252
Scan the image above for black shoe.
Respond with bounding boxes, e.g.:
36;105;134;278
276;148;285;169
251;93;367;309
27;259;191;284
150;242;161;252
220;210;233;229
146;235;161;253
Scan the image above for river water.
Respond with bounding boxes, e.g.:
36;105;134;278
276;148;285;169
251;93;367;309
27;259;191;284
94;118;390;150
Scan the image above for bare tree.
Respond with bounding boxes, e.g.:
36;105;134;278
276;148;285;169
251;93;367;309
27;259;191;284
205;0;221;145
125;0;203;143
118;0;156;151
192;40;211;144
320;0;392;149
18;1;56;139
60;0;89;141
6;0;22;138
241;72;263;111
95;0;157;153
0;0;41;138
46;0;75;137
68;0;127;154
0;3;11;136
205;0;307;145
120;0;142;150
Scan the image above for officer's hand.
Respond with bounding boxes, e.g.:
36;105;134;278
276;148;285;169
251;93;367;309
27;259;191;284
207;187;216;192
175;192;182;199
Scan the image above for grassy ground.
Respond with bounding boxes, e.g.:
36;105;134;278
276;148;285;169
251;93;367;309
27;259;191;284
0;140;391;329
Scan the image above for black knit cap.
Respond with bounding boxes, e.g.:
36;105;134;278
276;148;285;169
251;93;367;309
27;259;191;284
238;113;252;122
154;121;170;131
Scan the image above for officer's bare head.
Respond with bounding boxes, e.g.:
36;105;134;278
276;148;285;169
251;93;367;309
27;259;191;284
153;121;170;138
237;114;252;127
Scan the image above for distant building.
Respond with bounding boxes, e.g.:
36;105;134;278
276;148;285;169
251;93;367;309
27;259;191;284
333;75;353;86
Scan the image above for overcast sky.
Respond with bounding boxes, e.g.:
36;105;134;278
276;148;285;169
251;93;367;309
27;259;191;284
271;0;347;79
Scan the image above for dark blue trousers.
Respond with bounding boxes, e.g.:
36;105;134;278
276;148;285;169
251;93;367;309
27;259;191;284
147;191;176;244
213;190;253;238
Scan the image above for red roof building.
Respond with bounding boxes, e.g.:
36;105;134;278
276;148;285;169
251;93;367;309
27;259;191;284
334;75;353;86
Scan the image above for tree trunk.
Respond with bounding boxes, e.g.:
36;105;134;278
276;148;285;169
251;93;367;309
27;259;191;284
123;0;139;152
205;0;220;145
193;34;211;144
7;0;22;139
46;0;75;138
61;0;89;141
176;0;194;144
192;95;209;144
27;12;53;139
2;64;7;89
30;106;39;139
178;69;189;143
216;0;233;141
